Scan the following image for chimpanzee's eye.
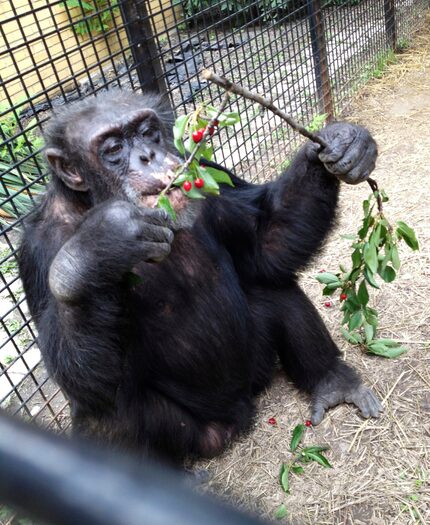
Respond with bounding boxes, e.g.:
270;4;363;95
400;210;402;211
101;137;124;159
141;128;161;144
108;143;123;154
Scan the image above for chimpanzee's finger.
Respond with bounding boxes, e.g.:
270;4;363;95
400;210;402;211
141;207;175;229
137;222;174;244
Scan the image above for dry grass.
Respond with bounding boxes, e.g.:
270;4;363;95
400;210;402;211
197;19;430;525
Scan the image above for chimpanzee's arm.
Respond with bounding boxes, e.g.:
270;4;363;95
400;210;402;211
224;122;378;283
19;199;174;412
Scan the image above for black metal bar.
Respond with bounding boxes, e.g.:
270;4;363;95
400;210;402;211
119;0;170;98
384;0;397;50
0;413;268;525
307;0;334;120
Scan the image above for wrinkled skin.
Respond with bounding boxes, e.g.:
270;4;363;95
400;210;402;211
18;91;382;466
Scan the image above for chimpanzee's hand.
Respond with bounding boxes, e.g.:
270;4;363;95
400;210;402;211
310;362;383;425
317;122;378;185
49;200;174;302
93;199;175;264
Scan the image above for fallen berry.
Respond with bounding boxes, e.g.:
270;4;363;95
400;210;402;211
340;293;347;301
318;269;326;273
194;178;204;189
192;129;204;143
268;417;277;425
324;301;332;308
305;420;312;427
183;181;192;192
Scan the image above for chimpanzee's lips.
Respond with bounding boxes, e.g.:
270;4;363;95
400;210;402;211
138;187;189;212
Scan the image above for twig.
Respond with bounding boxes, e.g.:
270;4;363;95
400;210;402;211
202;69;383;212
160;91;231;197
202;69;327;147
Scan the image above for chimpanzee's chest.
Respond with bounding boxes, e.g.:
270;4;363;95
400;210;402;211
127;229;253;379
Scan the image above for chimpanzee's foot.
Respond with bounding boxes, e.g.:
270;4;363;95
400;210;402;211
310;362;383;425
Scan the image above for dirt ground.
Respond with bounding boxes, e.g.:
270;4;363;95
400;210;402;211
197;21;430;525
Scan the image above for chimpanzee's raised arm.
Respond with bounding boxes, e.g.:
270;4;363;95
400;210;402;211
236;122;378;283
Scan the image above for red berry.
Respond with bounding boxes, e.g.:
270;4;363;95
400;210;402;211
192;129;204;143
183;181;192;192
194;178;204;189
340;293;347;301
324;301;332;308
305;420;312;427
268;417;277;425
208;126;215;136
318;269;326;273
213;119;219;127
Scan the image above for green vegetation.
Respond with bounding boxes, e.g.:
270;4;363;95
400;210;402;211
0;103;45;221
61;0;119;37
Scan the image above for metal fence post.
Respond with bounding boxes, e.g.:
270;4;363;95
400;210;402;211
119;0;170;100
384;0;397;50
307;0;334;121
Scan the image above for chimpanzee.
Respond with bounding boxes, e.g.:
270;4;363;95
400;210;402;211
18;90;382;465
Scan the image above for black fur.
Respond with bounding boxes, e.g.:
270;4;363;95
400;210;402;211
18;91;372;465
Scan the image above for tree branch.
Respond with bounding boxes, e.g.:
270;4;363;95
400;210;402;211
160;92;231;197
201;69;383;214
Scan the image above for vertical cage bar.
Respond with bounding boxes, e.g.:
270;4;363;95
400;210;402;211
119;0;170;99
384;0;397;50
307;0;334;120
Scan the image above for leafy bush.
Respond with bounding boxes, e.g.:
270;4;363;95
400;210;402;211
61;0;119;37
0;105;45;221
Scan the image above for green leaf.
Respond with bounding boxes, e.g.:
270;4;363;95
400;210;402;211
173;114;190;156
195;164;220;195
357;280;369;305
364;306;379;328
275;504;288;520
204;166;234;187
301;445;329;454
304;451;332;468
341;327;360;345
358;216;371;239
279;463;290;493
290;465;305;474
183;186;206;200
351;248;363;269
363;242;378;273
157;194;177;220
379;265;396;283
349;310;363;331
322;286;337;296
375;338;405;347
367;342;407;358
364;267;380;288
391;244;400;270
362;198;370;216
341;234;357;241
364;322;375;343
396;221;419;251
125;271;144;286
315;272;339;285
290;424;305;452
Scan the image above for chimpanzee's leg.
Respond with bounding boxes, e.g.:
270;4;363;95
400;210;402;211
254;284;383;424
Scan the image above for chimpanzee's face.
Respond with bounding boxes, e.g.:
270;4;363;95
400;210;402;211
46;104;187;211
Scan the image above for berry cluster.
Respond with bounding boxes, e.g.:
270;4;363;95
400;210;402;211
182;121;220;192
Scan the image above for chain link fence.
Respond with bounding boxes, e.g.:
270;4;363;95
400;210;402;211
0;0;428;433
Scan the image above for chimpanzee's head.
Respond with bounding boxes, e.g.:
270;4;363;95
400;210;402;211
44;90;186;210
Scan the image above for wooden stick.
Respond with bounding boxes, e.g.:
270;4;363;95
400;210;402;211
202;69;384;213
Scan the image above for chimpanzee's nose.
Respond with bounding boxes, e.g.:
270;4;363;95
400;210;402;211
140;151;155;165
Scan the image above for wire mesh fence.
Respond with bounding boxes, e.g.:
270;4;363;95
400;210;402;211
0;0;428;433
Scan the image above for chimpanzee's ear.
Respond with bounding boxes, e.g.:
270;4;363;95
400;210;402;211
45;148;89;192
